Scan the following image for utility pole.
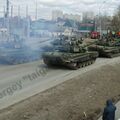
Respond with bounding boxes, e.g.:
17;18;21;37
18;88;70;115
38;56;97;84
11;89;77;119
18;5;20;17
3;6;6;27
3;6;5;17
6;0;10;38
35;0;38;20
26;18;30;39
98;0;109;38
6;0;9;18
26;5;28;18
11;5;13;18
99;8;102;38
26;5;30;39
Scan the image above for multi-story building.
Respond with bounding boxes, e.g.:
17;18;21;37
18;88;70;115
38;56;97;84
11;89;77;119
82;11;95;21
52;10;82;22
52;10;63;21
64;14;82;22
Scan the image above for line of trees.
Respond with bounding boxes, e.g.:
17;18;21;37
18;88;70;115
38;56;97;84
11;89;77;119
111;5;120;32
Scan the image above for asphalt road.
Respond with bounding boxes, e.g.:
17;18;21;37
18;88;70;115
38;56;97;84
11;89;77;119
0;57;120;110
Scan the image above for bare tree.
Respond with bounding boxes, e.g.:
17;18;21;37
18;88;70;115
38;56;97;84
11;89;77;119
111;5;120;31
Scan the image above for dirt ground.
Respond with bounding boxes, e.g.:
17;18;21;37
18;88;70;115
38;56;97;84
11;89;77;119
0;62;120;120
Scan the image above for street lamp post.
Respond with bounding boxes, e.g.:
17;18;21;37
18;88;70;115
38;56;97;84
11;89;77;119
98;1;108;39
35;0;38;20
99;8;102;38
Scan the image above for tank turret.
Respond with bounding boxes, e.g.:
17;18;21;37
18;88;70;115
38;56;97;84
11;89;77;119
42;36;98;70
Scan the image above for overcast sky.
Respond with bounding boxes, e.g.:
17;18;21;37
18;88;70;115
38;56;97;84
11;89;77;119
0;0;120;19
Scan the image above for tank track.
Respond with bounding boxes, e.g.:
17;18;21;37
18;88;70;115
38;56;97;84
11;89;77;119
105;53;120;58
66;59;96;70
43;57;97;70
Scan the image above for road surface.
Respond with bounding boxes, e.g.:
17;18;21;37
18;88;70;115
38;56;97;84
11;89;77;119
0;56;120;110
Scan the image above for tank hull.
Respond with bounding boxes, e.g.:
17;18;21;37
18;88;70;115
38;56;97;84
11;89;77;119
42;52;98;70
88;45;120;58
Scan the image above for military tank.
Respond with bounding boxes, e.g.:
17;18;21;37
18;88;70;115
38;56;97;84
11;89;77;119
88;37;120;58
88;45;120;58
42;37;98;70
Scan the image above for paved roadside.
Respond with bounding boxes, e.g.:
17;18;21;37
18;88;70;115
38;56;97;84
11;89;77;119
1;57;120;110
0;58;120;120
116;102;120;120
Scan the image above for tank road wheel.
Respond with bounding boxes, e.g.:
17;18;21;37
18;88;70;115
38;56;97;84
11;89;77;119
80;64;83;68
85;62;88;66
85;62;89;66
77;63;82;68
92;59;95;64
43;58;51;66
90;59;95;64
82;63;85;67
106;54;113;58
88;61;91;65
67;62;79;70
79;64;82;68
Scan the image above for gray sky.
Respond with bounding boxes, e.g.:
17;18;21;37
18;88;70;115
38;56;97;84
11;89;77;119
0;0;120;19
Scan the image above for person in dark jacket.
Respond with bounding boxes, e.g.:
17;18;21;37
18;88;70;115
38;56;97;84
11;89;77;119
102;100;116;120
